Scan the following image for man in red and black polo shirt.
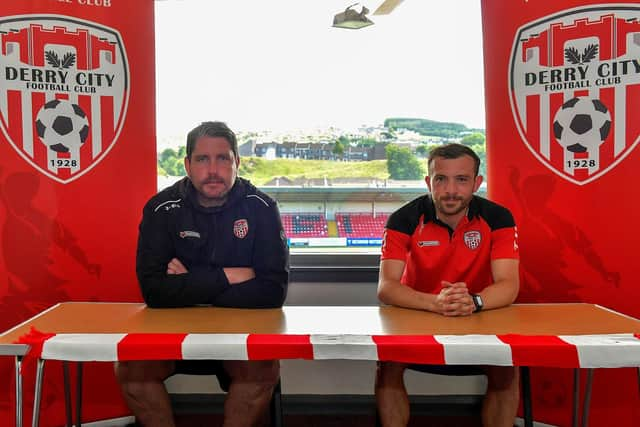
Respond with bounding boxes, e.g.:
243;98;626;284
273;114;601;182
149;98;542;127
375;143;520;427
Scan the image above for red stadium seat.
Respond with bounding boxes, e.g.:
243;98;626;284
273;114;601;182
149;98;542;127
335;212;389;238
281;213;328;238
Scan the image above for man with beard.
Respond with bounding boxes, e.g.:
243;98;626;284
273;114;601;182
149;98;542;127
375;143;520;427
116;121;288;427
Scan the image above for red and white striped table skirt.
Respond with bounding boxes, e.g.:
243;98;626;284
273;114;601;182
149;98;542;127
21;331;640;368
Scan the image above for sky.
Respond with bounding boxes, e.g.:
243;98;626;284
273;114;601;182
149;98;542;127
154;0;486;136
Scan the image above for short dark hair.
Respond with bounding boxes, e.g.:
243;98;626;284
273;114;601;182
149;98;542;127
186;121;238;160
428;143;481;176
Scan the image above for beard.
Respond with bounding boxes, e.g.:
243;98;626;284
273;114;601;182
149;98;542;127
195;178;233;207
434;194;471;217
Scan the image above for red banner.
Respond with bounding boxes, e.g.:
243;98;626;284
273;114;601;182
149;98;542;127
482;1;640;425
0;0;155;425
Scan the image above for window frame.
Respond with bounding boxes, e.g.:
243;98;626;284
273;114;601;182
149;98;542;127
289;252;380;283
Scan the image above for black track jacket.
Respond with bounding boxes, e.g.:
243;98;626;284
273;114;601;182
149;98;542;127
136;177;289;308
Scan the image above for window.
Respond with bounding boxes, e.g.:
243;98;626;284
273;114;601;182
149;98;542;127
155;1;486;263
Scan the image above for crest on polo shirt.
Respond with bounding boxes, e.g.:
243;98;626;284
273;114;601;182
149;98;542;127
233;219;249;239
463;231;481;250
0;15;130;184
509;5;640;185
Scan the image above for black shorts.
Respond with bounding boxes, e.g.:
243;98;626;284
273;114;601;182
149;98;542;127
407;364;486;376
173;360;231;391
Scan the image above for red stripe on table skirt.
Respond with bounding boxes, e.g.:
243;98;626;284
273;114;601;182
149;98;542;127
372;335;445;364
117;333;188;361
14;327;56;359
498;335;579;368
247;334;313;360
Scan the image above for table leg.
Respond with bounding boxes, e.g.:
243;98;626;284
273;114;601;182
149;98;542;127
572;368;580;427
15;356;22;427
76;362;83;427
270;379;283;427
521;366;533;427
32;359;45;427
581;369;594;427
63;362;72;427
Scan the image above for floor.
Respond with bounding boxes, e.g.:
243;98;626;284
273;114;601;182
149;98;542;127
172;413;483;427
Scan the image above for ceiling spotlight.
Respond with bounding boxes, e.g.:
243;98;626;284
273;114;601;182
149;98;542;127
332;3;374;30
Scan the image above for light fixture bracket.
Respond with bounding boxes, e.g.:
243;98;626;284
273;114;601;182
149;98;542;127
332;3;374;30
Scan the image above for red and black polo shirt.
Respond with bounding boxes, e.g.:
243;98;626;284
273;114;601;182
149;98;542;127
381;195;519;295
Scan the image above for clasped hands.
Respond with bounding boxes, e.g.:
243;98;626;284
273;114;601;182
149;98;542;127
434;281;475;317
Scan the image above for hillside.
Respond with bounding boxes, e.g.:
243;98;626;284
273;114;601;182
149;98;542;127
384;117;483;138
240;157;389;186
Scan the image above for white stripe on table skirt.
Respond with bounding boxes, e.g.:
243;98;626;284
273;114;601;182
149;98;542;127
42;334;127;361
311;334;378;360
181;334;249;360
436;335;513;366
559;334;640;368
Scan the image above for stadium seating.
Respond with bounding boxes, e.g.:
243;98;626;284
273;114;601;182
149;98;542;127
281;213;329;238
335;212;389;238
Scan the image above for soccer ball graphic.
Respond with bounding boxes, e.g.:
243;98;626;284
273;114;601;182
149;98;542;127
35;99;89;153
552;97;611;153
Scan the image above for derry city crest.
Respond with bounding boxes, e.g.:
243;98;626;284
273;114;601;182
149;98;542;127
509;5;640;185
0;15;130;183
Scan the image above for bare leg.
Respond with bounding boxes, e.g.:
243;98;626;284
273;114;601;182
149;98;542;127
375;362;409;427
114;360;175;427
222;360;280;427
482;366;519;427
